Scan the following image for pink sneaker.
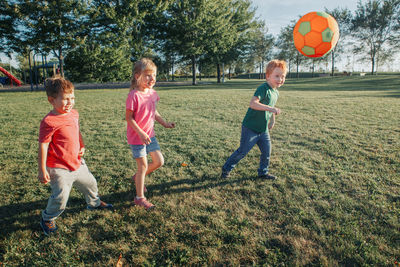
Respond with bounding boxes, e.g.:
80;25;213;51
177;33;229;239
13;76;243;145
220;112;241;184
132;174;147;193
134;197;155;210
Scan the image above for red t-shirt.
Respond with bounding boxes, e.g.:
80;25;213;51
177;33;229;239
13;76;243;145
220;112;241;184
39;109;83;171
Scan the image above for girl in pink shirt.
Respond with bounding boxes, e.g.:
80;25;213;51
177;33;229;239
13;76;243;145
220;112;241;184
126;58;175;210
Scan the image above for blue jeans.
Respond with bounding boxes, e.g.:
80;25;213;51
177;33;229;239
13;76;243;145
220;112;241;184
223;125;271;176
130;137;161;158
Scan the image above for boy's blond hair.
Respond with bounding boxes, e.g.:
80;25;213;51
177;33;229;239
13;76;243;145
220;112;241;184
130;58;157;90
45;76;74;98
265;60;287;76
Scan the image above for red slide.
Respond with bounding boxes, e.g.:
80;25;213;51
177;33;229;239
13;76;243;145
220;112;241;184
0;66;22;86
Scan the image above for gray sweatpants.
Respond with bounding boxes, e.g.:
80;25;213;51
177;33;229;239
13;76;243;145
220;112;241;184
42;159;101;221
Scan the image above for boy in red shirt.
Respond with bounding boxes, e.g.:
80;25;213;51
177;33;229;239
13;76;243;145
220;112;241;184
38;77;112;236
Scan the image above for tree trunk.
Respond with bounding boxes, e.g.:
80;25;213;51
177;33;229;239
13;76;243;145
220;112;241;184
171;60;175;82
371;48;376;75
44;55;48;79
371;57;375;75
191;55;196;85
217;63;221;83
58;48;64;77
312;60;315;78
28;52;34;91
222;63;225;83
262;61;265;80
331;51;335;76
199;62;202;81
33;55;38;90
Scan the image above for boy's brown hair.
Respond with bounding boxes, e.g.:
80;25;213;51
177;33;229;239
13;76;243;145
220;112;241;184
45;76;74;98
130;58;157;90
265;60;287;76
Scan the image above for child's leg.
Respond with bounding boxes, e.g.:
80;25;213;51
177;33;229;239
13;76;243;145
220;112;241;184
73;159;101;207
42;168;74;221
146;150;164;175
256;131;271;176
135;156;148;198
222;126;259;172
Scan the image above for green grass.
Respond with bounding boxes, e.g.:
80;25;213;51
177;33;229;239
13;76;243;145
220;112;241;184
1;76;399;266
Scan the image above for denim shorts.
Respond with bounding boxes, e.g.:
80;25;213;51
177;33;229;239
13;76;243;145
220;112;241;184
130;137;161;158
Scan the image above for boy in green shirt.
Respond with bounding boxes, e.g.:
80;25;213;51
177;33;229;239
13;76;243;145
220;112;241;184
221;60;287;179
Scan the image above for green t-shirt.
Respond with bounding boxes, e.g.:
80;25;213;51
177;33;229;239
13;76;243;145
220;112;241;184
242;82;279;133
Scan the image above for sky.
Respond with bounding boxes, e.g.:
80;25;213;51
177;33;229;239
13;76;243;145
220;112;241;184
3;0;397;72
250;0;400;72
250;0;360;36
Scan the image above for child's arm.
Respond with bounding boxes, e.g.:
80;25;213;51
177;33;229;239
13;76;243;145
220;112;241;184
38;142;50;184
126;109;152;144
155;110;175;128
268;114;275;130
78;131;85;157
249;96;281;115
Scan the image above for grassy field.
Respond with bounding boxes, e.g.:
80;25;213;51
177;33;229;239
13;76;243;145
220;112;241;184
0;76;399;266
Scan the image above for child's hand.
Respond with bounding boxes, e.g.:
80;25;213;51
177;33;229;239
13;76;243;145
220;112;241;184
271;107;281;115
139;132;151;145
79;147;85;157
268;122;275;130
165;122;175;128
38;170;50;184
268;113;275;130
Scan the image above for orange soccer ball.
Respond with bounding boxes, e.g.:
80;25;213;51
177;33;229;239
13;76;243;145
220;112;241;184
293;11;340;58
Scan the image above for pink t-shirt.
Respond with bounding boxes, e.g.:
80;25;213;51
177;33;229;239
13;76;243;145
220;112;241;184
39;109;83;171
126;89;160;145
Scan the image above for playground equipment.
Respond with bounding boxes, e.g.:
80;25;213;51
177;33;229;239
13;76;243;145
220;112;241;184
0;66;22;86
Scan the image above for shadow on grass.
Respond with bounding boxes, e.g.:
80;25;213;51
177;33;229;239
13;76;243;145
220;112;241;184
0;174;265;239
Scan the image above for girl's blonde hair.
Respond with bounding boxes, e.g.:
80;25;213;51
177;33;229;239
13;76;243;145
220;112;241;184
265;60;287;76
130;58;157;90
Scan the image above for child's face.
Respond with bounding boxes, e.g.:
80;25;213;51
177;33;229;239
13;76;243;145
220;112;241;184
137;70;156;90
266;68;286;89
49;91;75;115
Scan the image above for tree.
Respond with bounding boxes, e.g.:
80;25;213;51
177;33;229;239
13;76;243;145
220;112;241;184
275;22;302;77
60;0;168;82
158;0;257;85
205;0;259;83
325;7;353;76
63;0;166;83
158;0;223;85
10;0;90;77
64;43;131;83
88;0;169;62
0;0;17;54
249;23;274;79
351;0;400;74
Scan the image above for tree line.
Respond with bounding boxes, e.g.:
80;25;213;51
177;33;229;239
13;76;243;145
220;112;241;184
1;0;399;85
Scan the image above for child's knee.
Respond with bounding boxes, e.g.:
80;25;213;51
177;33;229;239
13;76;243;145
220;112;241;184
156;157;164;168
150;151;164;168
138;164;148;172
136;157;148;170
48;189;70;210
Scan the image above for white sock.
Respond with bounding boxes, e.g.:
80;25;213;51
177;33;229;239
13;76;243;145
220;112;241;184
136;196;144;200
